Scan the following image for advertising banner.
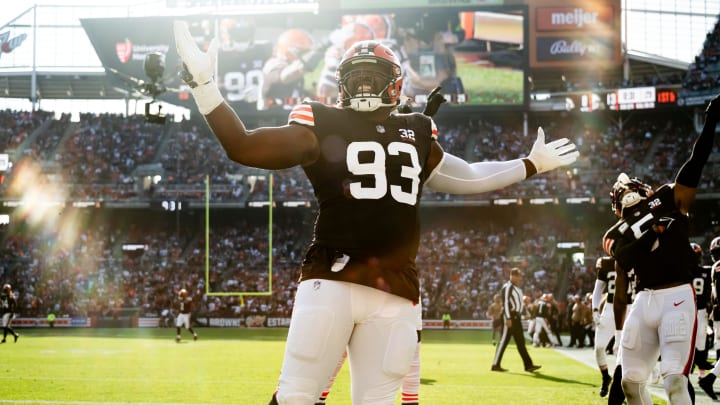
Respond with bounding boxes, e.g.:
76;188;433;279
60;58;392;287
535;36;615;62
528;0;621;68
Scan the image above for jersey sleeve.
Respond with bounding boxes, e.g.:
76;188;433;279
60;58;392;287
288;103;315;127
603;222;622;257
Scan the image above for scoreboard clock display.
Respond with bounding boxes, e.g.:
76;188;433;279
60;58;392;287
604;87;679;111
606;87;656;110
656;88;678;105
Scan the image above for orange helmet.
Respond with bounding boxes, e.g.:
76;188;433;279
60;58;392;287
274;29;313;62
334;21;375;50
356;14;392;40
337;40;403;112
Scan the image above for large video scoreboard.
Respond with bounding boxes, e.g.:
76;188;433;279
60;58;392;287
81;3;530;115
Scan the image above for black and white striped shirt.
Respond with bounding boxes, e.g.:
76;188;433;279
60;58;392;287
501;281;523;319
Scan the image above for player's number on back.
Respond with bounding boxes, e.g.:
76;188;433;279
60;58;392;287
607;271;616;295
346;141;421;205
629;213;654;239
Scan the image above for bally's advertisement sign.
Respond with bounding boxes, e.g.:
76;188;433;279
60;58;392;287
535;36;614;62
528;0;621;68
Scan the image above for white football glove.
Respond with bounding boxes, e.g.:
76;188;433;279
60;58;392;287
613;330;622;355
173;21;224;115
527;127;580;174
592;311;600;326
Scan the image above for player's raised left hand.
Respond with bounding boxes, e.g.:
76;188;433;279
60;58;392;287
422;86;446;117
527;127;580;174
705;94;720;123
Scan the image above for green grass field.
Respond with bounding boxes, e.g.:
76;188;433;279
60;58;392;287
0;328;665;404
455;60;524;105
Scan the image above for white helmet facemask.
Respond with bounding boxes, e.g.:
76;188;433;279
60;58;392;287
340;61;395;112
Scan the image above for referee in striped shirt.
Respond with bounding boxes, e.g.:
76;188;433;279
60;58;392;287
491;268;541;372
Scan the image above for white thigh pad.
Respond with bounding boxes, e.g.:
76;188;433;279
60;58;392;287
621;318;640;350
383;320;417;377
287;307;335;361
661;311;692;343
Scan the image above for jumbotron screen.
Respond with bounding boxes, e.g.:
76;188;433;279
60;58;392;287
81;6;527;115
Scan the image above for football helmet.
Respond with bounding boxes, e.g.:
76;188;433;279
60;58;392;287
2;284;10;292
691;242;703;264
332;21;375;51
710;236;720;262
274;29;313;62
610;173;653;217
337;40;403;112
356;14;392;40
179;288;187;297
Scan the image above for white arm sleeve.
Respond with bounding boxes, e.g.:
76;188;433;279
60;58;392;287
425;152;528;194
591;279;607;311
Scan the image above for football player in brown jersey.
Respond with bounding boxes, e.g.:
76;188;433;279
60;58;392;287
175;288;197;343
604;94;720;405
0;284;19;343
175;21;579;404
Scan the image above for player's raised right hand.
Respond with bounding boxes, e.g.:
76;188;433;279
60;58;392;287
173;21;224;115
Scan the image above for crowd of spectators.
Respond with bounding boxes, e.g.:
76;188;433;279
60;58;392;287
0;105;718;331
1;200;717;333
683;17;720;93
0;206;607;328
1;107;715;205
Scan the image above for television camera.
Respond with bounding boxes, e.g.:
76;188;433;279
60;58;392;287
107;51;178;124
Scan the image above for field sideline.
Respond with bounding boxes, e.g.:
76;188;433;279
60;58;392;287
0;328;677;404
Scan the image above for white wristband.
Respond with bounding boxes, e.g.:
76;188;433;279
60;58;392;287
190;80;224;115
615;330;622;342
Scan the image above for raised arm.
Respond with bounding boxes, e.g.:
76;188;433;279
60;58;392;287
174;21;319;170
425;127;579;194
673;94;720;213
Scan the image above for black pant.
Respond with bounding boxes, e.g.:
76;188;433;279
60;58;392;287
492;315;533;369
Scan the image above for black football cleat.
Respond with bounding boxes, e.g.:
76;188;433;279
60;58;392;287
700;374;718;400
13;334;18;343
491;365;508;372
525;365;542;372
600;374;612;397
697;360;715;371
193;334;198;341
